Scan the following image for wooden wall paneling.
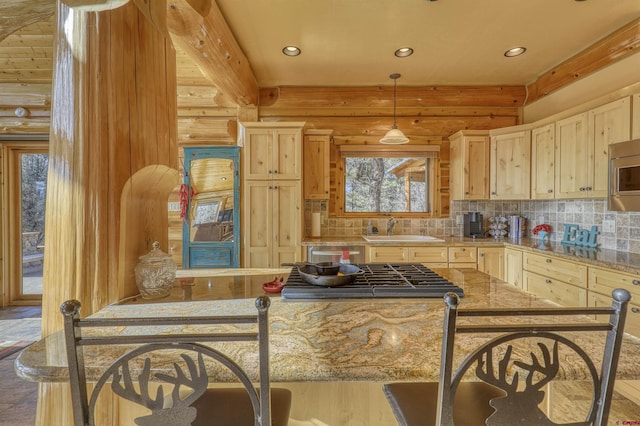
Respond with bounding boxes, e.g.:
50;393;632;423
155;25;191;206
177;117;237;145
527;17;640;104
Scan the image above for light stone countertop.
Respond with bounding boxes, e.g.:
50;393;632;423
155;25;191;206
15;269;640;385
303;236;640;275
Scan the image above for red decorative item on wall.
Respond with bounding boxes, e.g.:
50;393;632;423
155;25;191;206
178;181;194;223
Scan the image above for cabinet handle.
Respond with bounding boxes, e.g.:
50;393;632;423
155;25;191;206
632;307;639;314
632;280;639;286
545;279;552;284
546;259;552;263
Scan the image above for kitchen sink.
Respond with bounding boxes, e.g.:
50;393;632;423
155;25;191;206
362;235;445;242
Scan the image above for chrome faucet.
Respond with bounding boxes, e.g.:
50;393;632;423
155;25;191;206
387;217;397;235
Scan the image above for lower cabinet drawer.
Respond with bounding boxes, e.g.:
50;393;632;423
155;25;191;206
589;266;640;300
409;247;448;264
589;290;640;338
368;246;407;262
523;252;587;287
449;246;477;263
523;270;587;307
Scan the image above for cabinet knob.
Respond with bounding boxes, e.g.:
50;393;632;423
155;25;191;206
579;187;585;191
586;186;592;191
461;248;466;252
274;170;278;174
268;170;273;174
632;279;639;286
545;279;552;284
480;253;484;257
465;192;469;195
546;259;552;263
632;307;639;314
491;191;496;195
547;189;553;193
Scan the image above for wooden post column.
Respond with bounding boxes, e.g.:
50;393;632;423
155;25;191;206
37;1;178;423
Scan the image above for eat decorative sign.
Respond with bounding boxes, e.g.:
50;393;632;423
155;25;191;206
561;224;599;247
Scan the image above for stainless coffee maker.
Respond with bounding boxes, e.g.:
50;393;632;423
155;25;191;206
463;212;484;238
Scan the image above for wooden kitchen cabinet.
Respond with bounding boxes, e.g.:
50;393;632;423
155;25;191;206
522;252;587;307
367;246;448;268
242;121;305;267
240;122;304;181
555;98;630;198
504;247;523;289
243;180;302;267
530;123;556;199
449;130;490;200
477;247;504;280
490;130;531;200
448;246;477;269
587;97;631;197
303;129;332;199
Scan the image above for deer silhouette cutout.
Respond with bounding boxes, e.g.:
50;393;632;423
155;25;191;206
110;353;209;426
475;341;588;426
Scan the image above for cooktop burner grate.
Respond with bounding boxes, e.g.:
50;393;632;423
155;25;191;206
281;263;464;299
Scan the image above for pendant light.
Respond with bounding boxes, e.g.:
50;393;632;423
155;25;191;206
380;73;409;144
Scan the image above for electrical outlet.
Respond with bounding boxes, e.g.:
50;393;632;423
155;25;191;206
456;215;464;225
602;220;616;234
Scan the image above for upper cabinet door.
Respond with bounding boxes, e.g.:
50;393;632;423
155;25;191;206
588;97;630;197
241;123;304;180
449;130;490;200
273;127;303;180
555;113;589;198
531;123;556;199
490;130;531;200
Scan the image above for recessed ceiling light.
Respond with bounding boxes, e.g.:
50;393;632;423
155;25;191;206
395;47;414;58
282;46;301;56
504;46;526;57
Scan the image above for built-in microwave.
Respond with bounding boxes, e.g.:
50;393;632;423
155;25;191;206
609;139;640;211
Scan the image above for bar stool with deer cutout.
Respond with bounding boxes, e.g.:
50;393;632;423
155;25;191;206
61;296;291;426
383;289;631;426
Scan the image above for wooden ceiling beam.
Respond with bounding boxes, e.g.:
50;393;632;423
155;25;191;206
526;17;640;105
259;86;527;108
166;0;259;106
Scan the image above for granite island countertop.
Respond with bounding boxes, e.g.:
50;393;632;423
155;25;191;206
15;269;640;385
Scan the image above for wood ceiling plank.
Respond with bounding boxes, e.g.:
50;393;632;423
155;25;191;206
259;106;520;118
0;0;54;42
527;17;640;104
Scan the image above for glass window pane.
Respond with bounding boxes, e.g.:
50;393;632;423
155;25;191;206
20;153;48;296
344;157;431;213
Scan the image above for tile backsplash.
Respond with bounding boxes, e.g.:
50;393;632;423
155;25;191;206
305;199;640;254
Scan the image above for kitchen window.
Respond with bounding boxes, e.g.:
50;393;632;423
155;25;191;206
335;144;441;218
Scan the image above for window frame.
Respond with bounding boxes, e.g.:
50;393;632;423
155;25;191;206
334;144;442;219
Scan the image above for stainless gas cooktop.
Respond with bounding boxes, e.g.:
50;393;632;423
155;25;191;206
281;263;464;300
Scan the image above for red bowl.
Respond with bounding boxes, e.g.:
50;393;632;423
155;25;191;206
262;279;284;294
